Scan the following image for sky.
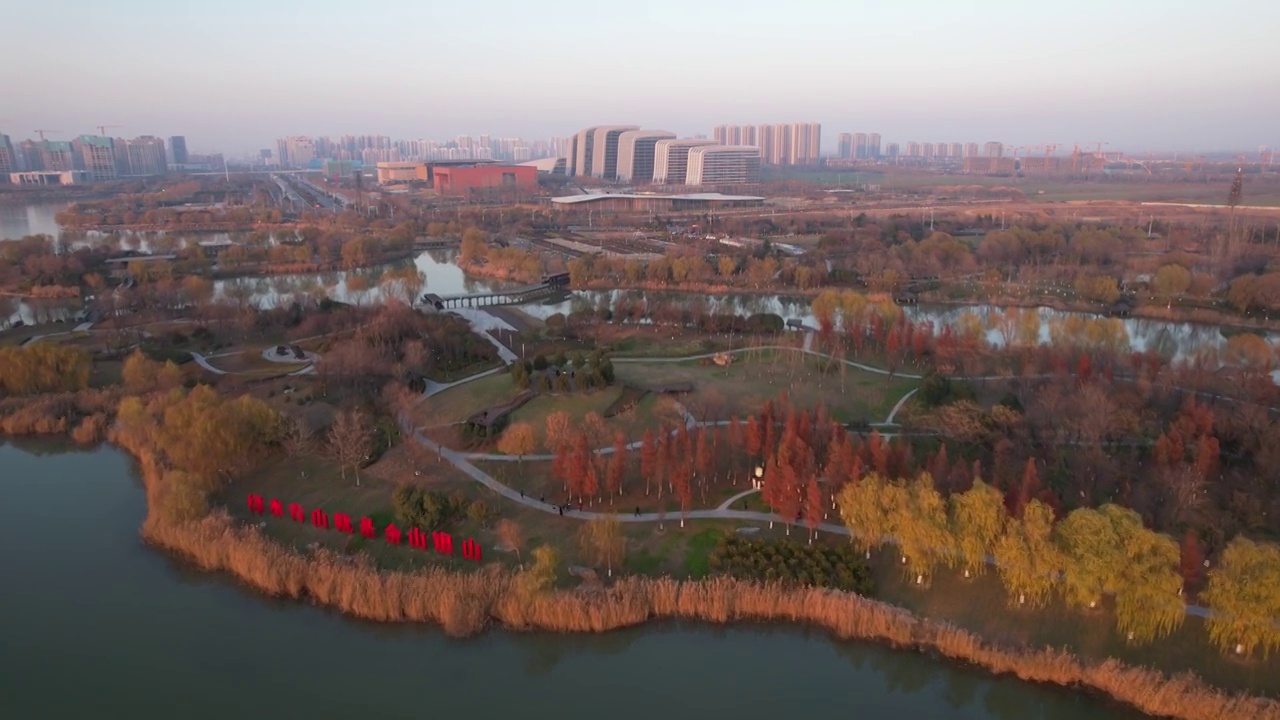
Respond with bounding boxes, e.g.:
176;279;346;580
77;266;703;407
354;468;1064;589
3;0;1278;156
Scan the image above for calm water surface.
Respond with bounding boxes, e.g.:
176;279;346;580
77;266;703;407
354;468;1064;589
0;200;66;240
0;441;1145;720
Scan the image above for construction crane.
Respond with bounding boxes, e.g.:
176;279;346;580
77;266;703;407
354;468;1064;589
94;124;123;136
33;129;61;141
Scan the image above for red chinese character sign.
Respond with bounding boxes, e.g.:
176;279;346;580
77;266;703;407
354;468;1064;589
359;517;376;538
432;531;453;555
462;538;482;563
269;499;283;517
385;524;402;545
407;528;428;550
246;494;264;513
288;503;304;523
310;508;329;529
334;513;353;534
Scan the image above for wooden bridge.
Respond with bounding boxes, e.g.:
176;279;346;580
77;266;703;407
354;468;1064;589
422;282;562;310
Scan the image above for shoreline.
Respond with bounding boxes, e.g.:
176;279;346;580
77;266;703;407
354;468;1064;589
142;508;1276;720
0;407;1275;719
455;259;1279;333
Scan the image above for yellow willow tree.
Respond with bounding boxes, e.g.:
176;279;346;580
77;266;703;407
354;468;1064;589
891;473;953;585
836;473;892;557
1056;504;1184;643
993;500;1063;608
1055;505;1125;609
1114;524;1184;644
949;479;1007;578
1201;537;1280;658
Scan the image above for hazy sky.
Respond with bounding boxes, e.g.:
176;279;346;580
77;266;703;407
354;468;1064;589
4;0;1278;156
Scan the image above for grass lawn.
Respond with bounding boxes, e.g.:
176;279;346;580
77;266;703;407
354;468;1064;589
615;353;918;424
864;550;1280;698
505;387;668;449
414;372;519;428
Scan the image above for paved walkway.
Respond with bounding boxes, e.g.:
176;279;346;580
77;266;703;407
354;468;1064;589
189;351;226;375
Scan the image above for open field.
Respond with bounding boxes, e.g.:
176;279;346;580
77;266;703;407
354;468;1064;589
614;353;917;424
505;387;668;448
413;372;519;428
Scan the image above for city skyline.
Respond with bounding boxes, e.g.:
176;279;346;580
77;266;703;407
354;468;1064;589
2;0;1276;156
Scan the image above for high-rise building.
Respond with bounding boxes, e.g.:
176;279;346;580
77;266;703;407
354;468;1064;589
589;125;640;179
905;142;921;158
276;138;290;168
285;136;316;169
886;143;899;159
0;134;15;180
922;143;935;160
853;133;868;159
837;133;853;159
868;133;881;159
20;140;43;171
123;136;168;176
567;125;639;178
965;142;980;158
77;135;118;181
791;122;821;165
984;142;1004;158
652;139;718;184
615;130;676;183
685;146;761;186
949;142;964;158
718;122;819;165
935;143;948;159
169;136;188;165
40;141;77;172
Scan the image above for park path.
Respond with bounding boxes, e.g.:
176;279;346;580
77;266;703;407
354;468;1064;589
405;363;1220;618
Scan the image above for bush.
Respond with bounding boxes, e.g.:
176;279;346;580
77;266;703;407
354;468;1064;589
707;536;874;595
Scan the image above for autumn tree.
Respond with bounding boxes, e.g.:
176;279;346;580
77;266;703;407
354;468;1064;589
1055;504;1184;643
579;515;625;577
497;421;537;470
949;479;1007;578
121;350;183;395
518;545;560;598
993;499;1062;608
606;432;626;500
837;473;892;556
1201;537;1280;658
328;407;375;485
496;518;524;563
640;429;657;496
544;410;572;454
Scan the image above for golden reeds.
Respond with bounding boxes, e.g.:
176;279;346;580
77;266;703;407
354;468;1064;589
144;508;1278;720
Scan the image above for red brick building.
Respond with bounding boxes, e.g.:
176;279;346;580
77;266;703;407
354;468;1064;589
433;164;538;197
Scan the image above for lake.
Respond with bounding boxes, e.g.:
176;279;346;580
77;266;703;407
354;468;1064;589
0;440;1144;720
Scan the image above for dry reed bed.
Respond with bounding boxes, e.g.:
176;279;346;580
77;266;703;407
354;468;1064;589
145;511;1278;720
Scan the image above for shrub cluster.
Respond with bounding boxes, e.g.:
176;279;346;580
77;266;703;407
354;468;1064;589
708;536;874;595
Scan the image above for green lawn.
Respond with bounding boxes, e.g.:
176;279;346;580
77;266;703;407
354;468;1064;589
414;372;520;428
615;353;917;424
505;387;668;449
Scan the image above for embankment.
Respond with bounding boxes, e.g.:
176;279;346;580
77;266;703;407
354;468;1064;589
144;508;1278;720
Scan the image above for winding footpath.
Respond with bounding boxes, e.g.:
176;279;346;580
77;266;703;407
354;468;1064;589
404;348;1218;619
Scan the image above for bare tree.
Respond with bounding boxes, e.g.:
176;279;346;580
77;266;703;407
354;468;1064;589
282;415;315;458
329;407;375;485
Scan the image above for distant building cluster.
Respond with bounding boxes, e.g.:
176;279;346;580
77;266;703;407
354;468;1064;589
270;134;561;169
836;132;883;160
0;131;193;184
565;125;763;185
713;123;822;166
